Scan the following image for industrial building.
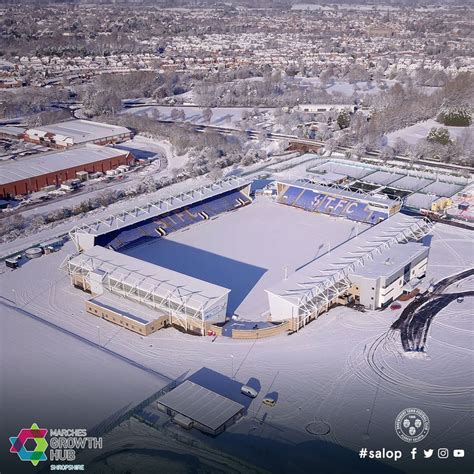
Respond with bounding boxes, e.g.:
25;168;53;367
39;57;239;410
157;381;245;435
24;119;131;149
0;144;134;198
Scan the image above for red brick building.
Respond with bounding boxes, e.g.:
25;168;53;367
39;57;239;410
0;145;134;198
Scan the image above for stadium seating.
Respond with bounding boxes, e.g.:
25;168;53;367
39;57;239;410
106;189;251;250
277;185;390;225
278;186;304;206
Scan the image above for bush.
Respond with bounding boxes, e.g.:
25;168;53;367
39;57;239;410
427;127;451;146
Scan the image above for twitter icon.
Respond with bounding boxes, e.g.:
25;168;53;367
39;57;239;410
424;449;434;458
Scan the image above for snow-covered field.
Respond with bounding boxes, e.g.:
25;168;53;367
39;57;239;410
1;213;472;473
122;198;367;319
387;119;472;146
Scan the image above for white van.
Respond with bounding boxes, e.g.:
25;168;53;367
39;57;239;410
241;385;258;398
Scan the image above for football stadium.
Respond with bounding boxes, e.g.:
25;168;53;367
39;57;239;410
65;174;433;337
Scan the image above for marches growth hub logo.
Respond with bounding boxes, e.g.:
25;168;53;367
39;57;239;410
9;423;48;466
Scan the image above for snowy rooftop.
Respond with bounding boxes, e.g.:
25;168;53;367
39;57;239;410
361;170;405;186
68;246;230;312
389;175;434;192
421;181;464;198
350;242;428;279
157;380;244;431
266;213;429;305
278;178;398;207
25;119;130;144
311;161;376;179
90;293;166;325
405;192;440;210
0;145;128;185
70;175;251;240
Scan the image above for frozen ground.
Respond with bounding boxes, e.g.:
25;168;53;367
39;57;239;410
387;119;473;146
122;198;367;319
1;199;473;473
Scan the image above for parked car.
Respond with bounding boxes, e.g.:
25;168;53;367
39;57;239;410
457;296;464;303
262;397;276;407
241;385;258;398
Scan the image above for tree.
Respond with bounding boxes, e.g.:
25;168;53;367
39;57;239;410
437;104;472;127
337;110;351;130
427;127;451;146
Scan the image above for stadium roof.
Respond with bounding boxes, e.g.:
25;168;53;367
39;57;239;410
69;175;252;242
350;242;428;279
278;178;398;207
266;213;431;306
157;381;244;432
68;245;230;312
0;144;128;185
25;119;130;145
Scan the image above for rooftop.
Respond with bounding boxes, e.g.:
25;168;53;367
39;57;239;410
25;119;130;145
0;144;129;185
350;242;429;279
157;380;244;432
90;292;166;325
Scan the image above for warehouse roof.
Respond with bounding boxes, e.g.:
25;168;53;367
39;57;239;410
68;245;230;312
0;144;129;185
158;381;244;432
350;242;429;279
25;119;130;145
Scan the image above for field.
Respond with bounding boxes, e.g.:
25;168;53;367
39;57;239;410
122;198;368;320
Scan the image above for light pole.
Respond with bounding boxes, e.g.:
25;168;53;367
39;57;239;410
230;354;234;379
12;288;16;305
96;325;101;346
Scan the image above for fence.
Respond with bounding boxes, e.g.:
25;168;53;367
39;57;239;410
231;321;289;339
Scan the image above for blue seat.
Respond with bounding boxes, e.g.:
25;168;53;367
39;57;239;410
278;186;303;205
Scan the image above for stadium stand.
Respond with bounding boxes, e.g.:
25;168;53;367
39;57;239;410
106;189;251;250
276;181;397;225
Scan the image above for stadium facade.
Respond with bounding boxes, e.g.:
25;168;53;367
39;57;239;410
64;175;433;336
